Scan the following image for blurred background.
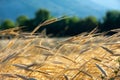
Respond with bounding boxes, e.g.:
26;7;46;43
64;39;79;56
0;0;120;36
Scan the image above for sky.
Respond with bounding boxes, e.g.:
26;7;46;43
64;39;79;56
91;0;120;10
0;0;120;21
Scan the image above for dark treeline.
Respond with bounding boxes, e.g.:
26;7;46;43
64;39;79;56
0;9;120;37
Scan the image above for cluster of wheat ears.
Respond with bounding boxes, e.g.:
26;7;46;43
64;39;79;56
0;18;120;80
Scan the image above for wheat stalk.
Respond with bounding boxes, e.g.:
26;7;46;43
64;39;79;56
95;63;107;77
31;16;68;35
101;46;114;55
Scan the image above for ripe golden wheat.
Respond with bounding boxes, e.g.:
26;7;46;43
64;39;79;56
0;18;120;80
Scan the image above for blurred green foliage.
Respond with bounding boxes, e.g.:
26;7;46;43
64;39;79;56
0;9;120;36
100;10;120;31
16;15;29;26
0;19;15;30
34;9;51;26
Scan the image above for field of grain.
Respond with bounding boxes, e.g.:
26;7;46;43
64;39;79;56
0;28;120;80
0;18;120;80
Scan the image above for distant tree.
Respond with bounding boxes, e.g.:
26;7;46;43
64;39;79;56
16;15;29;26
0;25;1;30
45;18;69;36
24;9;52;32
1;19;15;30
24;19;35;31
0;19;3;30
81;16;98;31
101;10;120;31
68;16;80;23
84;16;98;25
65;16;80;35
33;9;51;26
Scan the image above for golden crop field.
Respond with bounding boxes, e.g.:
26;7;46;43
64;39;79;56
0;19;120;80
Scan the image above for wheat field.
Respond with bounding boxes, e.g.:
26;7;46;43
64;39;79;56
0;19;120;80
